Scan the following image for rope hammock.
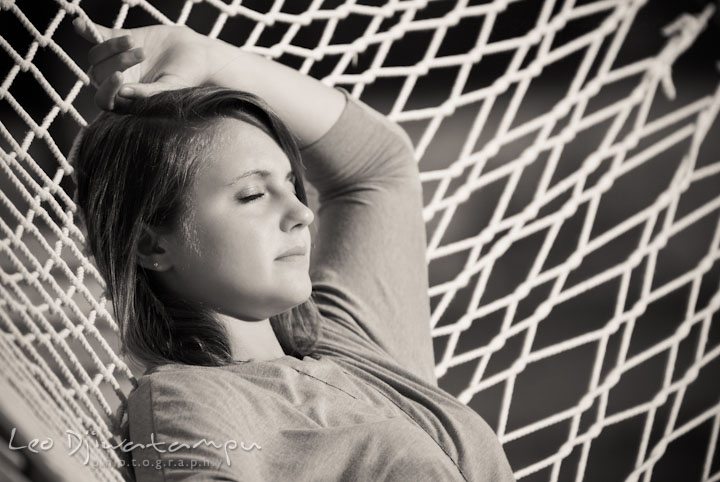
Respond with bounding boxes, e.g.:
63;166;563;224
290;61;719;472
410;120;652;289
1;0;719;481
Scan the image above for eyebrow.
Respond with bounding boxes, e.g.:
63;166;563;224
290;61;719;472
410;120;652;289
226;169;295;187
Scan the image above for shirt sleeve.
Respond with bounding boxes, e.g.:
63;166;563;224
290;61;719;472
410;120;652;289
301;88;437;387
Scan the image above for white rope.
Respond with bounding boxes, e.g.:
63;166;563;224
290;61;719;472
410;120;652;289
1;1;718;480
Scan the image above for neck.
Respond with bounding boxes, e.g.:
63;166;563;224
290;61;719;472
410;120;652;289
216;314;285;362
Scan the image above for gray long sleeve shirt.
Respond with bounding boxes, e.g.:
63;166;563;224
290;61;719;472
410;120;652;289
127;89;515;482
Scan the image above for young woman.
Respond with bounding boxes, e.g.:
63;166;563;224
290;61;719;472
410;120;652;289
72;18;515;482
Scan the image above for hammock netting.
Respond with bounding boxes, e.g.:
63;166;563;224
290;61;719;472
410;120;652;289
1;0;719;480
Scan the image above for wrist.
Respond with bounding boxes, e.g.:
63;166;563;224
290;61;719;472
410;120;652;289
203;38;257;91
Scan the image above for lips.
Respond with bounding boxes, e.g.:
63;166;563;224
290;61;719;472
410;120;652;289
276;245;307;259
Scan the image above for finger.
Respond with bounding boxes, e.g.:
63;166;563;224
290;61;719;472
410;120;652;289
88;35;134;65
113;94;133;112
91;48;145;85
118;78;184;99
112;81;133;111
95;71;124;111
72;17;121;43
72;17;97;43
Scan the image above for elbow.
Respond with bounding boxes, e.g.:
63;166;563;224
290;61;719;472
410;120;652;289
384;123;422;188
388;120;415;157
393;148;423;197
385;118;416;164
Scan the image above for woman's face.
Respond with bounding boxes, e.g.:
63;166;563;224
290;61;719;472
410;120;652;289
157;117;314;320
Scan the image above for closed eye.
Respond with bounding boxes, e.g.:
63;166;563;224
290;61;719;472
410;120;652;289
236;172;295;203
239;193;264;203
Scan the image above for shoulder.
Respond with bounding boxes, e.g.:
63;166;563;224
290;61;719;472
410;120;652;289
127;363;252;414
127;364;262;441
125;365;264;480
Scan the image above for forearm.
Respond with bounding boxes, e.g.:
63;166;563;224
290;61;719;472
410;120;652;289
206;40;346;149
298;89;419;195
199;35;417;194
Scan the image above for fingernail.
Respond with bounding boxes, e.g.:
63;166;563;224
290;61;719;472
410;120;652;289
133;48;144;60
119;86;134;97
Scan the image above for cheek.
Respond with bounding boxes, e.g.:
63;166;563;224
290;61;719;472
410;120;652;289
190;213;271;275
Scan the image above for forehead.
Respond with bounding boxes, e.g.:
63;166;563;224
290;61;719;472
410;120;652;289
197;117;291;185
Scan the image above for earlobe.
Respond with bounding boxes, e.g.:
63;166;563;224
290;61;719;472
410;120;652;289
137;257;169;272
136;224;173;271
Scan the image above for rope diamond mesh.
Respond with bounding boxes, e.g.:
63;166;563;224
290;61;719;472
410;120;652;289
1;1;719;481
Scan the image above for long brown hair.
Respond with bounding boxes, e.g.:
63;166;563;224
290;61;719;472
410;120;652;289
73;86;321;368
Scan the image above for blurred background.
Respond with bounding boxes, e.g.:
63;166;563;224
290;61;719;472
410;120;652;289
1;1;719;481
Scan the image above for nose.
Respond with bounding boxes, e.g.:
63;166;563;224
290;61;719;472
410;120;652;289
281;194;314;232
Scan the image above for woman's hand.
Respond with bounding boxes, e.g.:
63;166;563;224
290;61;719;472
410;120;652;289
73;18;215;110
74;17;345;147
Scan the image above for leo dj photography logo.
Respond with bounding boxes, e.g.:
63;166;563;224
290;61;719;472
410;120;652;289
8;427;261;467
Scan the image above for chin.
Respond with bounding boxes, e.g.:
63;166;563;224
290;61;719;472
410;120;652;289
299;282;314;303
276;278;311;304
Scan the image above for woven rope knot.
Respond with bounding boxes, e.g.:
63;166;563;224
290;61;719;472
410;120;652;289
2;3;720;482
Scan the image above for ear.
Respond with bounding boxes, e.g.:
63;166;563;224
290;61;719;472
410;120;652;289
136;224;173;272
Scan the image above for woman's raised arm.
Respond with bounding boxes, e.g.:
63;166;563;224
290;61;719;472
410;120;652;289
73;19;345;148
